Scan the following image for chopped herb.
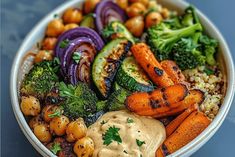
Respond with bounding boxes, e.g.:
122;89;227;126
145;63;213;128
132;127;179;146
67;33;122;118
136;139;145;147
100;120;107;125
123;150;128;154
140;154;143;157
127;117;134;123
102;22;124;38
54;14;58;18
48;108;62;118
50;142;61;155
102;126;122;146
204;67;214;75
53;57;60;65
36;42;41;49
72;52;82;63
59;39;69;48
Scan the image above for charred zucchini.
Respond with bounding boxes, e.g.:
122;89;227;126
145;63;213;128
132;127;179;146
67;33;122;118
80;14;95;29
92;38;132;98
116;56;154;92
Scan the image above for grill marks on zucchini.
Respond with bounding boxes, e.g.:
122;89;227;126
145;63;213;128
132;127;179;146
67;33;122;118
92;39;132;98
116;57;154;92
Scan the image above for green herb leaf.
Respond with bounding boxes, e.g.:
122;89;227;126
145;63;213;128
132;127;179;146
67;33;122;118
102;126;122;146
59;39;69;48
100;120;107;125
136;139;145;147
48;108;62;118
50;142;61;155
54;14;58;18
123;150;128;154
127;118;134;123
204;67;214;75
72;52;82;64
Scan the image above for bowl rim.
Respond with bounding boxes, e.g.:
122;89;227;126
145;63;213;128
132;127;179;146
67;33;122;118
10;0;235;157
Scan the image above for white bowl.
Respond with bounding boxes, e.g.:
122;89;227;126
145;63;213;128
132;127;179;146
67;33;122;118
10;0;235;156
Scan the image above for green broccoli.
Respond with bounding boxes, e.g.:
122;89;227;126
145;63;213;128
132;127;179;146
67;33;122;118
181;6;200;27
20;61;59;99
172;32;206;70
147;22;202;60
107;87;130;111
59;82;98;119
199;35;218;66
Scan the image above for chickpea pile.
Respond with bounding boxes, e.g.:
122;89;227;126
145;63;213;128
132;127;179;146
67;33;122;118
21;0;173;156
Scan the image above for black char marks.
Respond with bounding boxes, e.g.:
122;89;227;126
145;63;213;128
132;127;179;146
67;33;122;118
154;67;164;76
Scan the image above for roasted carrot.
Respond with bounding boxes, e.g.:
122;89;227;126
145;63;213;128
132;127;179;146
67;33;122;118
153;89;204;118
165;104;198;137
160;60;189;86
131;43;174;87
156;111;211;156
125;84;188;116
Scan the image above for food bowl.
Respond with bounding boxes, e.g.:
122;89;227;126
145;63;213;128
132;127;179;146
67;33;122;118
10;0;235;156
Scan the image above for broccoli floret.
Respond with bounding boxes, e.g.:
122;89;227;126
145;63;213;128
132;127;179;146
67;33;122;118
173;32;206;70
147;22;202;60
107;87;130;111
59;82;98;119
20;61;59;99
199;35;218;66
181;6;200;27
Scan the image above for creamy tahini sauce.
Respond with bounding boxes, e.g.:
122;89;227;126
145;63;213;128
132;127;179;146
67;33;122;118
87;110;166;157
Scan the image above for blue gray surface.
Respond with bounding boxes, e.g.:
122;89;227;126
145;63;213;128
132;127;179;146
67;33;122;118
1;0;235;156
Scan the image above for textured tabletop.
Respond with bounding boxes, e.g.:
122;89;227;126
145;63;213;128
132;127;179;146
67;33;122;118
1;0;235;156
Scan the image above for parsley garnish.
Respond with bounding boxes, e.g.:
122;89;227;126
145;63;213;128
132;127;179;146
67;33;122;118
72;52;82;63
54;14;58;18
123;150;128;154
100;120;107;125
50;142;61;154
136;139;145;147
102;126;122;146
102;22;124;38
204;67;214;75
48;108;62;118
59;39;69;48
127;117;134;123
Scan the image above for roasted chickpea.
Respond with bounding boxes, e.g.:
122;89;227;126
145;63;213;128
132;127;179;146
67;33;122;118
34;123;52;143
42;37;57;50
29;115;44;129
125;16;144;37
42;105;61;123
126;2;146;18
21;96;41;116
63;8;83;24
115;0;128;10
147;0;161;11
145;12;163;28
66;118;87;142
73;137;94;157
64;23;79;32
84;0;100;14
161;7;170;19
34;50;53;63
129;0;149;6
50;115;69;136
46;19;64;37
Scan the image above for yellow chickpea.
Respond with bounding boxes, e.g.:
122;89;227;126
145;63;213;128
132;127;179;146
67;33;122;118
125;16;144;37
34;123;52;143
50;115;69;136
46;19;64;37
129;0;149;6
42;105;61;123
42;37;57;50
84;0;100;14
126;2;146;18
145;12;163;28
115;0;128;10
21;96;41;116
63;8;83;24
73;137;94;157
64;23;79;32
161;7;170;19
34;50;53;63
29;115;44;129
66;118;87;142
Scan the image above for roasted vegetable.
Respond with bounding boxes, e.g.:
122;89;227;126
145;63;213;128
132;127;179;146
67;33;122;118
131;43;174;87
147;21;202;60
181;6;200;27
125;84;188;116
95;0;127;35
92;38;132;98
102;21;135;43
116;56;154;92
80;13;95;29
20;61;59;99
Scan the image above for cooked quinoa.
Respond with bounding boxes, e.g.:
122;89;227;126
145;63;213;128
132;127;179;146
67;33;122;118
183;66;224;119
